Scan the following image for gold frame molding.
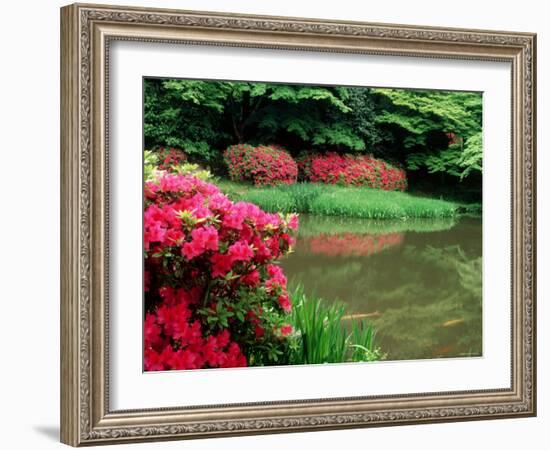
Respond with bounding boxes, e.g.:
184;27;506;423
60;3;537;446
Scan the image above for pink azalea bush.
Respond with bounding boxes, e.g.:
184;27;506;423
144;172;299;371
224;144;298;186
297;152;407;191
156;147;188;171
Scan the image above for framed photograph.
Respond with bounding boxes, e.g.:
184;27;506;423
60;3;536;446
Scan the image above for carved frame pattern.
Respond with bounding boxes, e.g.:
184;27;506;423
60;3;536;446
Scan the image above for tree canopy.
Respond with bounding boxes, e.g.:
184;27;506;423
372;88;482;179
144;78;483;187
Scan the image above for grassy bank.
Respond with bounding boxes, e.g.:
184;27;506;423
218;180;462;220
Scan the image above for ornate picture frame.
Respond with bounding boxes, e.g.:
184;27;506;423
60;3;536;446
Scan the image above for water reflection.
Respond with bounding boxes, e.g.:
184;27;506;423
304;233;404;257
281;214;482;361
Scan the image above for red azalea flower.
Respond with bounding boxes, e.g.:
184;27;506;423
210;253;234;278
144;348;165;371
144;172;298;371
241;269;260;287
280;324;293;336
227;241;254;263
254;325;265;339
287;214;299;231
144;313;162;347
278;294;292;313
223;144;298;186
297;152;407;191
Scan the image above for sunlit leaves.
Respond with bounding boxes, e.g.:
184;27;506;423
372;88;483;179
145;78;484;182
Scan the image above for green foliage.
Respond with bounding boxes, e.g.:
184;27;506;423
143;150;213;182
144;79;384;164
232;187;297;213
217;181;460;219
145;78;484;189
457;132;483;179
309;122;366;150
196;284;299;367
331;87;382;150
372;88;483;179
289;286;384;365
309;188;457;219
143;150;159;182
171;162;213;181
373;88;482;145
456;202;482;217
144;79;228;165
407;132;482;180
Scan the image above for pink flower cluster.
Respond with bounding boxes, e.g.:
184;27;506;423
297;152;407;191
144;287;247;370
144;173;298;371
224;144;298;186
156;147;187;170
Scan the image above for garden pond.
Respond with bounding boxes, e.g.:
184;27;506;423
281;214;482;361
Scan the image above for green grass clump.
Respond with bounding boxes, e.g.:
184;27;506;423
456;202;482;217
217;180;460;220
289;286;384;365
309;187;457;219
238;188;297;213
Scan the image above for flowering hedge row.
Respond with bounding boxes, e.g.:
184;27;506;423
297;152;407;191
144;173;299;371
224;144;298;187
223;145;407;191
156;147;188;171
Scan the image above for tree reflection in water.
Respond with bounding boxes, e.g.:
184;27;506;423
281;215;482;361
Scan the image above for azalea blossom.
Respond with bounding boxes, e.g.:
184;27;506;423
278;294;292;313
144;172;298;371
280;324;293;336
227;241;254;263
224;144;298;186
297;152;407;191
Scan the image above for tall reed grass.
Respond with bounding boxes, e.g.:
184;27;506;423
218;180;459;219
289;286;383;365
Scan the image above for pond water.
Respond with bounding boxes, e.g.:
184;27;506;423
281;214;482;361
